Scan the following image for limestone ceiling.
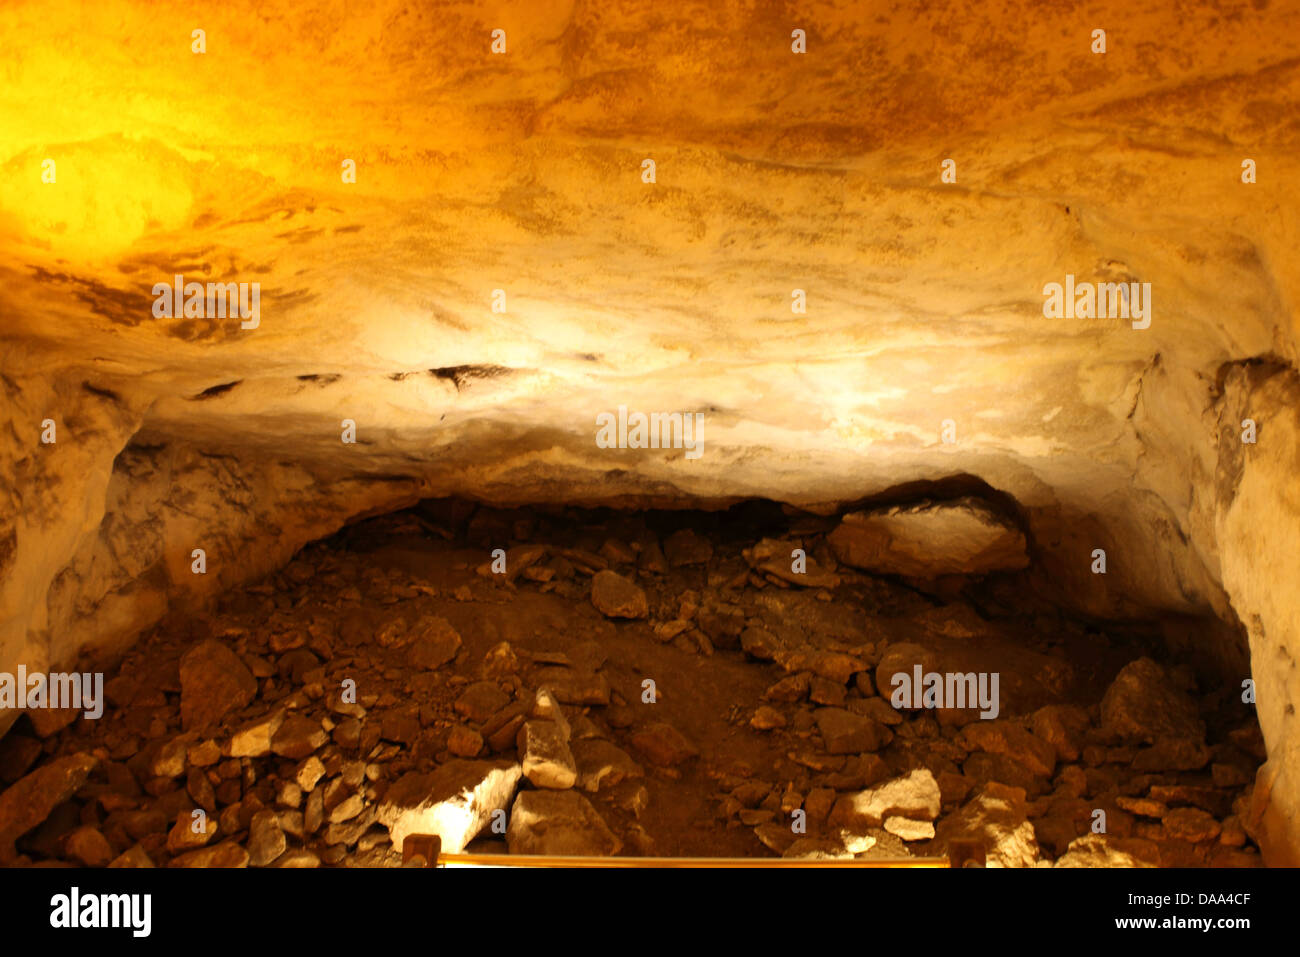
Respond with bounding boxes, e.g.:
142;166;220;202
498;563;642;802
0;0;1297;550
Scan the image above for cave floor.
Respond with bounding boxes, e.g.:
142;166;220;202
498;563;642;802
2;504;1267;868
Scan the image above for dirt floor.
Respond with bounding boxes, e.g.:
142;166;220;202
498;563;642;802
0;500;1267;868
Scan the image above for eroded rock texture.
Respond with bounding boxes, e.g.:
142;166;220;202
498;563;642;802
0;0;1298;862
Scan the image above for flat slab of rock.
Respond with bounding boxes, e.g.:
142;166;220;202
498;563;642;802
378;759;521;853
829;768;940;831
506;790;622;856
180;640;257;731
828;498;1028;578
0;752;98;852
1101;658;1205;743
590;570;648;619
883;815;935;842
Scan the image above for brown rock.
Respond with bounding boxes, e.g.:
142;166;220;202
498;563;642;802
750;705;787;731
518;720;577;789
480;642;519;677
0;753;98;851
248;809;287;866
63;826;114;867
1100;658;1205;743
829;769;941;831
628;722;698;766
589;570;649;619
933;782;1039;867
809;676;846;706
186;767;216;812
506;790;622;856
884;815;935;841
380;708;420;745
774;649;868;685
454;682;511;724
148;733;195;778
295;755;326;792
166;810;218;852
828;499;1028;577
814;707;892;754
572;739;643;792
271;714;328;759
1162;806;1221;843
1132;736;1212;772
531;668;610;706
1116;796;1168;818
740;626;780;661
186;739;222;768
1028;704;1090;762
229;709;286;758
962;751;1048;797
1053;834;1160;868
179;641;258;731
663;529;713;567
108;844;155;868
169;841;250;868
377;759;522;853
957;720;1056;777
272;849;321;868
855;696;904;726
764;673;811;703
447;725;484;757
406;616;463;670
874;643;939;709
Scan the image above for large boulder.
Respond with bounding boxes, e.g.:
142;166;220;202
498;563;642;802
829;769;941;832
377;759;522;854
179;640;257;731
828;499;1028;578
0;752;98;855
1100;658;1204;743
932;781;1040;868
506;790;622;856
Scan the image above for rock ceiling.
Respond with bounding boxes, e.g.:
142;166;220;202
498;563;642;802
0;0;1298;861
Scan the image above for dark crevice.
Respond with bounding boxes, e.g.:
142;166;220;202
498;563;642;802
81;382;121;403
428;365;514;392
190;380;242;400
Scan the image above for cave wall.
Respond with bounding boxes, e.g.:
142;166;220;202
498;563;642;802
1;0;1298;861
